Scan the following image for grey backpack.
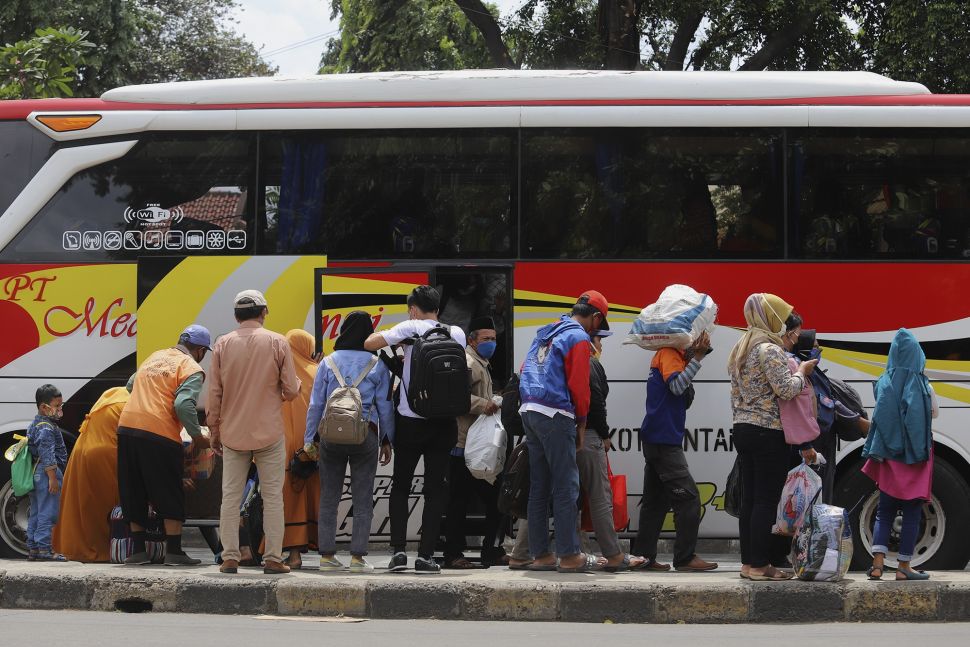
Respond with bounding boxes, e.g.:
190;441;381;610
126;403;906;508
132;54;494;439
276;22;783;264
318;355;378;445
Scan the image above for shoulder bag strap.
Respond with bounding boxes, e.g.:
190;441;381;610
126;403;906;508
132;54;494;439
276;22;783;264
325;356;348;388
352;356;379;389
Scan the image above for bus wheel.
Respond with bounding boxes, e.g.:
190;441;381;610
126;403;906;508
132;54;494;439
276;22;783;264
839;456;970;571
0;463;30;557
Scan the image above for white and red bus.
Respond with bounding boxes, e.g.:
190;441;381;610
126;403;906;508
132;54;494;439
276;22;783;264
2;70;970;569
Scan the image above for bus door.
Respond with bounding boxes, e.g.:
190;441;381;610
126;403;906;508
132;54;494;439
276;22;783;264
315;264;513;387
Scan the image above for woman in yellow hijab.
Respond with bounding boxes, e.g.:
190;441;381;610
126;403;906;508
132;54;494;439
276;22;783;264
53;385;129;562
727;293;818;581
280;329;321;568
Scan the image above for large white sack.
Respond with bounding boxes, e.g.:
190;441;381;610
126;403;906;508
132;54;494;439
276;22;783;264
623;284;717;351
464;413;507;484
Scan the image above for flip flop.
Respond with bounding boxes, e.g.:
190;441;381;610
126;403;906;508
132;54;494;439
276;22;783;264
605;555;648;573
748;568;792;581
444;557;483;570
896;568;930;581
528;562;558;571
508;560;534;571
556;553;598;574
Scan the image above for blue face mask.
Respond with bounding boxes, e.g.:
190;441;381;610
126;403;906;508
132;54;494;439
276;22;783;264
477;340;497;359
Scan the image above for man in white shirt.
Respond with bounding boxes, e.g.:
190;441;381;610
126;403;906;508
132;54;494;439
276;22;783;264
364;285;466;574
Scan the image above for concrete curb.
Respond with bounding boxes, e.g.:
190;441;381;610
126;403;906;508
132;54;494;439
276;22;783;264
1;564;969;623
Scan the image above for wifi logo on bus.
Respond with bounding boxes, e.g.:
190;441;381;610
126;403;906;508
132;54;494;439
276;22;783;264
123;204;185;225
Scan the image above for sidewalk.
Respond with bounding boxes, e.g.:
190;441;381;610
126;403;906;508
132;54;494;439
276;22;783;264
2;554;968;623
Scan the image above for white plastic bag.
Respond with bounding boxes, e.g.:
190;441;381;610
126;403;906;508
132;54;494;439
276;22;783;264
772;461;823;536
623;284;717;350
464;413;507;484
792;503;853;582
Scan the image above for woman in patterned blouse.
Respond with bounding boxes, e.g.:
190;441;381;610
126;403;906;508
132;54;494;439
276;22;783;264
727;293;818;581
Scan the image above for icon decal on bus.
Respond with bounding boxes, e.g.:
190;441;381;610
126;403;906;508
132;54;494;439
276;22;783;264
123;204;184;225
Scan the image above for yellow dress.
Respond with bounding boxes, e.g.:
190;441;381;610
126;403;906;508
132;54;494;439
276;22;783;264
53;387;128;562
280;329;320;551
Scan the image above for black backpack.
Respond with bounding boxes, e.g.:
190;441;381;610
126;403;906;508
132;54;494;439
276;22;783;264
405;325;471;418
828;376;869;442
497;441;529;518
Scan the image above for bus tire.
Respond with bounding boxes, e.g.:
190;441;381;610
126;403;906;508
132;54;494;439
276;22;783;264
838;455;970;571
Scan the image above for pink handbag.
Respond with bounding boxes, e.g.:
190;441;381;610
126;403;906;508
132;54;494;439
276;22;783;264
779;356;821;445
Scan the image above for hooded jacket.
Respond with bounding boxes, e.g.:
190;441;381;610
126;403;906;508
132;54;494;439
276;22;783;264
519;316;591;422
862;328;933;465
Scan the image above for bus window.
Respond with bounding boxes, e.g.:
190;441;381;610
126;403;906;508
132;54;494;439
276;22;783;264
0;122;55;217
258;130;515;259
792;130;970;259
0;133;256;262
521;128;784;259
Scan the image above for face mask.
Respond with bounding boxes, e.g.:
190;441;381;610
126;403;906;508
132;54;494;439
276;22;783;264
477;341;497;359
44;405;63;421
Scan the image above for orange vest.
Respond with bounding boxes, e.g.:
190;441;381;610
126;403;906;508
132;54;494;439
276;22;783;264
119;348;204;443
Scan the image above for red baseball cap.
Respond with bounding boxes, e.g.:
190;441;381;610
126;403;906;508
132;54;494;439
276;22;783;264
577;290;609;330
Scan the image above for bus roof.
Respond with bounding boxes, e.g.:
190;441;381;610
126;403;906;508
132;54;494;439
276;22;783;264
99;70;930;105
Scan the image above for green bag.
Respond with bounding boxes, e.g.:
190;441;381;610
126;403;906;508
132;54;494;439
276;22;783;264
9;439;35;497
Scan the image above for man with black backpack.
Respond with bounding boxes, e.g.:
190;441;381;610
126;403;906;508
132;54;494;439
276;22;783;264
365;285;469;574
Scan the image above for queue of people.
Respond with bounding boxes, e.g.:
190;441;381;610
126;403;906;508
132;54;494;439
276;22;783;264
23;283;937;583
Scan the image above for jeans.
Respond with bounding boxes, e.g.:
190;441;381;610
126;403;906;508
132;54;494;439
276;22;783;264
220;438;286;564
27;469;62;552
523;410;580;559
733;423;791;568
873;491;923;562
635;443;701;567
390;414;456;558
576;433;622;558
444;455;503;561
318;431;379;557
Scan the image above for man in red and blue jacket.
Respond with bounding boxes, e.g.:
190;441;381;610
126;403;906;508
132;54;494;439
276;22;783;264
518;290;608;572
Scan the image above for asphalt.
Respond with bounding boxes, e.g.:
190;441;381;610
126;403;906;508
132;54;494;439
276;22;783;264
2;551;969;623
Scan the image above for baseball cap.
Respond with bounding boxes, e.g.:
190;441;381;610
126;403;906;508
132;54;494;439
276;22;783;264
592;329;613;338
234;289;268;308
180;324;212;351
577;290;609;330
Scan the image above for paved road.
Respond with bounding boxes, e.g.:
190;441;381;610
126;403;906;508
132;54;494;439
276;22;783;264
1;611;967;645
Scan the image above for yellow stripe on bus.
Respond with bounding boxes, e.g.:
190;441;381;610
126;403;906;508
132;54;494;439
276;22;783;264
264;256;327;334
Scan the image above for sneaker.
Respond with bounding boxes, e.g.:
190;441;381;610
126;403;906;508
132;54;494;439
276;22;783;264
319;555;344;572
124;551;152;565
388;551;409;572
164;552;202;566
349;557;375;573
414;556;441;574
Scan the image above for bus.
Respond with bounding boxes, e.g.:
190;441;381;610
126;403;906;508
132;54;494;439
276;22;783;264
2;69;970;569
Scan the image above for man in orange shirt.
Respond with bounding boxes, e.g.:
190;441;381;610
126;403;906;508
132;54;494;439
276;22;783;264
117;324;211;566
208;290;301;575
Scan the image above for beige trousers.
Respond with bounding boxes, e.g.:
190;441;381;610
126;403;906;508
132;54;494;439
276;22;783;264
219;437;286;564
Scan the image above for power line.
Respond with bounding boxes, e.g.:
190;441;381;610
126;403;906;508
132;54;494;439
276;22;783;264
261;28;341;58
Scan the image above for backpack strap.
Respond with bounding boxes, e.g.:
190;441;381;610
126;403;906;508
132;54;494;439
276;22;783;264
351;356;379;389
325;356;348;388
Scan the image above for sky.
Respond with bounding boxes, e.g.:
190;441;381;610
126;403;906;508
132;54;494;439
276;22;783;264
232;0;526;76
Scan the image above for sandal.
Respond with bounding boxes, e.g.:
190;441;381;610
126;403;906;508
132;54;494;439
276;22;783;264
444;557;482;570
508;560;534;571
528;561;558;571
867;566;883;580
748;567;792;581
556;553;598;574
605;554;647;573
35;552;67;562
896;568;930;581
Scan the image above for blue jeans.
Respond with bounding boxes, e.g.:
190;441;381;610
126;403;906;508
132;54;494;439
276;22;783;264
27;469;62;552
523;410;580;558
873;491;923;562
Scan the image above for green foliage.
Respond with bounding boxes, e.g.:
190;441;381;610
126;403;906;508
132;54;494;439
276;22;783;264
0;26;95;99
320;0;493;73
0;0;275;97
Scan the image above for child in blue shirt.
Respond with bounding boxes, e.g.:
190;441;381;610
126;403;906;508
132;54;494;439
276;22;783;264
26;384;68;561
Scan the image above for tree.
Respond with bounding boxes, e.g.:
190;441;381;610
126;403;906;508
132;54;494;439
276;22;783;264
0;0;275;96
320;0;493;73
0;26;95;99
